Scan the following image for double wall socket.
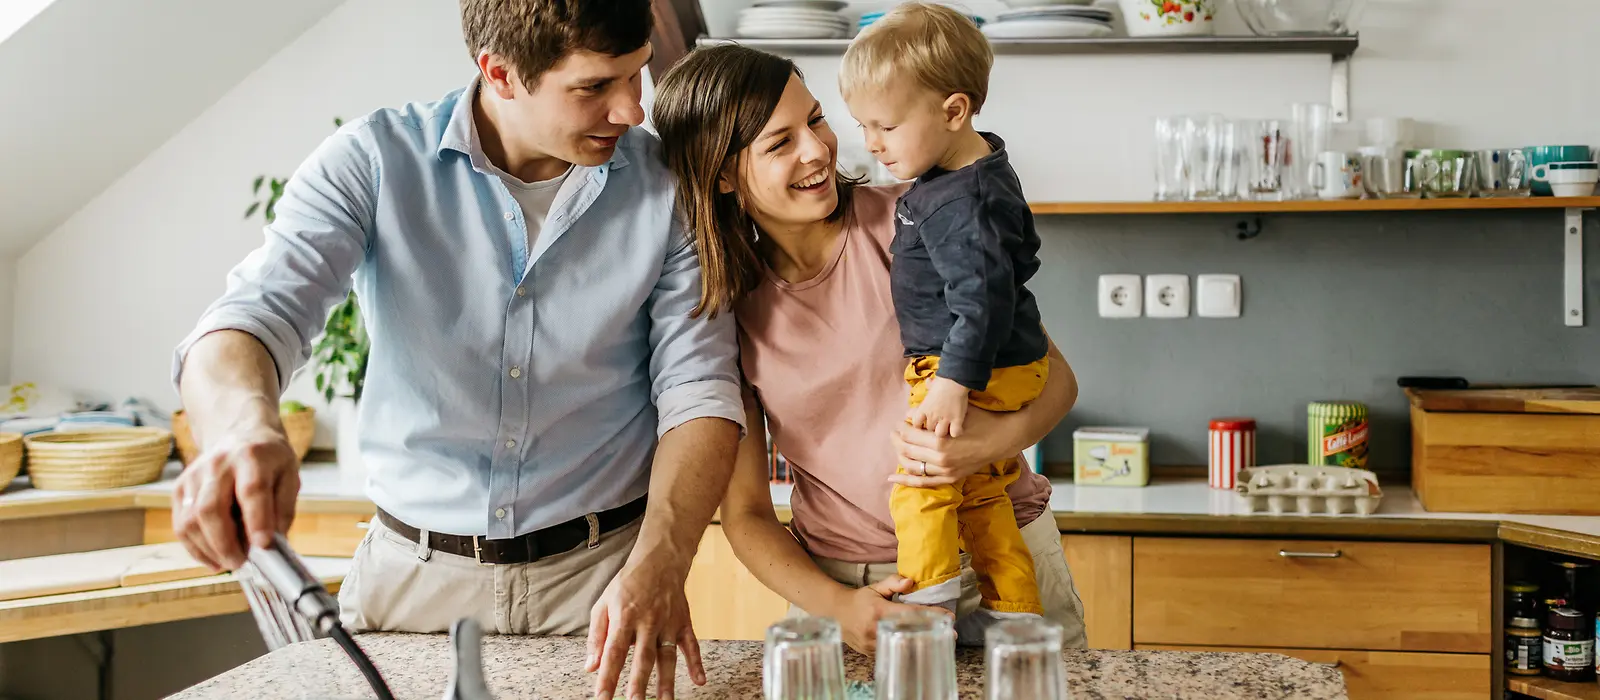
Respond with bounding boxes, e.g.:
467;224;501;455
1098;274;1242;319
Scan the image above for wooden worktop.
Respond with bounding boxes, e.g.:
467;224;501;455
171;633;1347;700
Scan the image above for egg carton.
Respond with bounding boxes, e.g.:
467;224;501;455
1234;464;1383;516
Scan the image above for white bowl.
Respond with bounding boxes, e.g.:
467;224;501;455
1118;0;1216;36
1001;0;1095;5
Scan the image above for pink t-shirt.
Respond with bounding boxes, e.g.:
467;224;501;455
736;184;1053;563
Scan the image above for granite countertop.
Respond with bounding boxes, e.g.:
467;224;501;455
172;632;1346;700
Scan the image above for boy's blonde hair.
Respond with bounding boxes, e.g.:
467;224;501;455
840;2;993;112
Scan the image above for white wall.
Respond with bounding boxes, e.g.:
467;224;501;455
12;0;1600;444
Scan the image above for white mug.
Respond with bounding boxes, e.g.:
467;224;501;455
1312;151;1363;199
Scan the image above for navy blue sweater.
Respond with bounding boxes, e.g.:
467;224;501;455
889;132;1047;392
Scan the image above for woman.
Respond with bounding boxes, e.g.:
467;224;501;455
651;45;1086;652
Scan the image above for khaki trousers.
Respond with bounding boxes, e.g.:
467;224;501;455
792;514;1088;648
337;515;640;635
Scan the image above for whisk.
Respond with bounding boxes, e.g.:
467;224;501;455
238;532;397;700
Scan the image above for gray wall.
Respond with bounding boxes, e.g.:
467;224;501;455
1032;209;1600;475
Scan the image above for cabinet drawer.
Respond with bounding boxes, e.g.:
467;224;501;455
1137;645;1491;700
1133;538;1491;653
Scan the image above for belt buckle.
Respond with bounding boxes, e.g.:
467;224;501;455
473;535;490;565
586;513;600;550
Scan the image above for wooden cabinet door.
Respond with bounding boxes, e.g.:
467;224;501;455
685;525;790;641
1133;538;1492;653
1061;535;1132;650
1138;645;1491;700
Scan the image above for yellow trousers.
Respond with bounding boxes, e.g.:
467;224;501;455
891;355;1047;615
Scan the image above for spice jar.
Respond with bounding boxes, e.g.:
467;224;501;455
1544;606;1595;681
1507;626;1542;675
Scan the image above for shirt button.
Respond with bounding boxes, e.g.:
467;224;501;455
503;211;515;221
495;508;507;519
516;286;526;297
509;367;521;379
505;439;516;449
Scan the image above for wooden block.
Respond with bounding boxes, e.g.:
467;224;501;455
0;543;213;602
1138;645;1491;700
1411;405;1600;514
118;543;213;587
1061;535;1131;650
1132;538;1492;653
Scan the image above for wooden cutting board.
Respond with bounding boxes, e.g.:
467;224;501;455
1407;388;1600;415
0;542;215;602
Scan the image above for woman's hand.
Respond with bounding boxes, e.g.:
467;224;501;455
890;406;1020;488
834;575;953;654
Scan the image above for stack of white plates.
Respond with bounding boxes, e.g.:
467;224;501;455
738;0;851;39
981;6;1115;38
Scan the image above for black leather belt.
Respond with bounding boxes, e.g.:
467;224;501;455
375;495;646;565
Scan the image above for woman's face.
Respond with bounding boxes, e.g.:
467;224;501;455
726;73;840;232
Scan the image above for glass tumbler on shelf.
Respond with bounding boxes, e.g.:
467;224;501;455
1245;119;1289;201
985;618;1071;700
1290;103;1331;198
875;610;957;700
1182;113;1226;200
1152;116;1186;201
1215;119;1244;200
764;617;847;700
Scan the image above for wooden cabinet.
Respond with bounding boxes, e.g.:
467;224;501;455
143;509;370;558
1133;537;1493;653
1138;645;1492;700
1061;535;1132;650
685;525;790;641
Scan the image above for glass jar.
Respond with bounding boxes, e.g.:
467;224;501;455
1507;581;1541;629
1506;626;1541;675
1544;606;1595;681
1549;560;1597;613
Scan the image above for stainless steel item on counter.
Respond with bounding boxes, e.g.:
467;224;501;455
445;618;496;700
1234;464;1383;515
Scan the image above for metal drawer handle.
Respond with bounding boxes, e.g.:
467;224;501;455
1278;549;1343;559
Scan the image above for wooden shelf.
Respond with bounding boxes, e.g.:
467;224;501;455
1507;675;1600;700
1028;196;1600;215
697;34;1359;57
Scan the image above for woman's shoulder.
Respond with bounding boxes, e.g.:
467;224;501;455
847;183;912;245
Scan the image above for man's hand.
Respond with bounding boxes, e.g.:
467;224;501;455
835;575;953;654
586;560;703;700
171;430;300;570
907;376;970;438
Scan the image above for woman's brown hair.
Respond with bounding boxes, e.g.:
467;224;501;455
652;44;858;319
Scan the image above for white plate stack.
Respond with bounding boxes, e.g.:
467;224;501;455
981;5;1116;38
737;0;851;39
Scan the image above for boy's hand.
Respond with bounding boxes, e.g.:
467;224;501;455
907;376;971;438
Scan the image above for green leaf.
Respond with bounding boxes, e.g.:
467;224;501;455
245;202;261;218
333;117;344;127
252;176;265;194
263;201;276;224
316;375;326;392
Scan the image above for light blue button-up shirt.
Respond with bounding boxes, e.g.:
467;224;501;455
174;79;744;539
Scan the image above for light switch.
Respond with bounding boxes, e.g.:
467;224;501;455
1097;274;1141;318
1197;274;1242;318
1145;274;1189;318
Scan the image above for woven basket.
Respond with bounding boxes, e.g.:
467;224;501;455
172;408;316;465
25;427;174;491
0;433;21;486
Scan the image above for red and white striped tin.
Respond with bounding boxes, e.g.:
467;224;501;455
1209;417;1257;490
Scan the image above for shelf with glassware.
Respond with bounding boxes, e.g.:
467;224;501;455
1026;196;1600;215
694;34;1359;57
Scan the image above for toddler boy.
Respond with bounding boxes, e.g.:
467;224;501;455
841;2;1049;628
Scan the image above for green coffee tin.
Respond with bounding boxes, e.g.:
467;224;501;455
1308;401;1369;468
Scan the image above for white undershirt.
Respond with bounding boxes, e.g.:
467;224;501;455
485;160;573;251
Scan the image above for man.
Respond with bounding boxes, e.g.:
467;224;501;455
169;2;742;699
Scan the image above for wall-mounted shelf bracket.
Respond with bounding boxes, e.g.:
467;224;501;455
1565;207;1588;327
1330;54;1350;122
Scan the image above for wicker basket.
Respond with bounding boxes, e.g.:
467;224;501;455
172;408;316;465
25;427;174;491
0;433;21;486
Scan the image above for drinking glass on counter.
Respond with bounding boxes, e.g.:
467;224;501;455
1245;118;1289;200
1182;113;1227;200
985;618;1071;700
875;610;957;700
1152;116;1185;201
1290;102;1332;198
764;617;847;700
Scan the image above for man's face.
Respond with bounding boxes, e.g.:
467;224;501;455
503;45;651;167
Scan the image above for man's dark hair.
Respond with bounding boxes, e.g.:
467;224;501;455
460;0;654;90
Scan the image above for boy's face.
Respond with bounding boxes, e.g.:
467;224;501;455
847;84;957;181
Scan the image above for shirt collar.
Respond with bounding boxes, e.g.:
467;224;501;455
436;75;631;171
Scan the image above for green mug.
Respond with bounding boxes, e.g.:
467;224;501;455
1525;145;1593;195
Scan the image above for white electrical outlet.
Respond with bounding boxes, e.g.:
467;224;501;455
1097;274;1142;318
1197;274;1242;318
1145;274;1190;318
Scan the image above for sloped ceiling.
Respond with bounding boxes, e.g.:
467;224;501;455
0;0;344;255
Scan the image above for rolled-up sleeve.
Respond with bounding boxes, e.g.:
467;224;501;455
646;224;746;438
172;127;377;396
